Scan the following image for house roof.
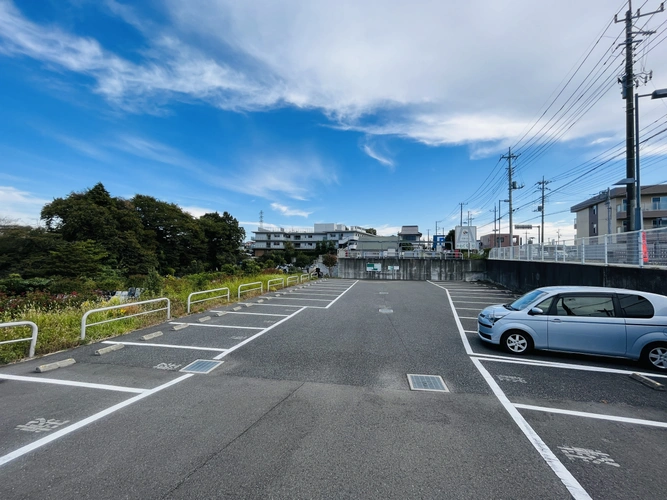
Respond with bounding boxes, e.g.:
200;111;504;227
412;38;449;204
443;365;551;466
398;225;422;236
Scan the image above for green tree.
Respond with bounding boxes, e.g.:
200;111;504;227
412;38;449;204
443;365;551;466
198;211;245;269
47;240;108;278
132;195;206;276
365;228;377;235
322;253;337;276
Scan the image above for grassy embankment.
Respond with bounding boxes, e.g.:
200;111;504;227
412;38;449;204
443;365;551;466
0;273;306;364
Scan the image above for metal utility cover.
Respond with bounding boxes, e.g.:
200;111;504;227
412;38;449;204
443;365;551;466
180;359;223;374
407;374;449;392
379;308;393;313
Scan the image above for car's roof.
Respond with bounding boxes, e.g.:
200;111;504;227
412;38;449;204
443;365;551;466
534;285;667;299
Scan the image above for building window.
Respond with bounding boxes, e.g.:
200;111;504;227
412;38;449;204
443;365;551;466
653;218;667;228
593;223;597;234
592;205;597;215
617;200;627;213
652;197;667;210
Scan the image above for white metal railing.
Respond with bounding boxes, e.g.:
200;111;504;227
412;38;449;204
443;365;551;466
286;275;299;286
81;298;171;340
238;281;263;299
300;274;310;283
0;321;38;358
267;278;285;290
488;226;667;268
187;287;230;313
338;249;464;259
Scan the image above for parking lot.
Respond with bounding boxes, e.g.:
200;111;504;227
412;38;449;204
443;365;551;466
0;279;665;499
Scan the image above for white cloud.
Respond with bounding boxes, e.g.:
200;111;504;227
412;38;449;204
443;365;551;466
0;186;48;226
181;205;212;218
1;0;663;157
270;203;312;217
361;141;394;168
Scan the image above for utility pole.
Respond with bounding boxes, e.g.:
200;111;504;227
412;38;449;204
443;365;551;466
606;188;612;235
536;177;551;245
458;202;467;227
501;148;521;255
615;1;665;232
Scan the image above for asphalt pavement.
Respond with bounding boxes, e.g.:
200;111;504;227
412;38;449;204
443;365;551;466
0;278;665;499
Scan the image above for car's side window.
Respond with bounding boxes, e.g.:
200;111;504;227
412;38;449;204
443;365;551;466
617;294;654;318
554;295;616;317
535;297;554;313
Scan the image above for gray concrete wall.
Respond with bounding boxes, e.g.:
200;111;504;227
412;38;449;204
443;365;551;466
338;258;486;281
486;260;667;296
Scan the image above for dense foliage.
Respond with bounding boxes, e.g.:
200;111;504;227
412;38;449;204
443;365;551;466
0;183;246;293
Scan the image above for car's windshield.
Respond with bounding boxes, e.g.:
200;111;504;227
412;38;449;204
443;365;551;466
508;289;549;311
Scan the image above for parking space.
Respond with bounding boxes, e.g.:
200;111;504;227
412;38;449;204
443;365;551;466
0;278;356;468
430;279;667;499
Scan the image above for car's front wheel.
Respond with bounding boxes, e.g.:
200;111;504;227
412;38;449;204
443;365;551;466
641;343;667;371
501;331;533;355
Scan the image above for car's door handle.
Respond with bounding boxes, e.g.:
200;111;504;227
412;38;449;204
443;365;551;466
551;318;562;323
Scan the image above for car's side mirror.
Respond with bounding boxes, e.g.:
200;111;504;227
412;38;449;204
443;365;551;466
528;307;544;316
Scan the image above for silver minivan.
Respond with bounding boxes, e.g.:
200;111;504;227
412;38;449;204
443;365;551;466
478;286;667;370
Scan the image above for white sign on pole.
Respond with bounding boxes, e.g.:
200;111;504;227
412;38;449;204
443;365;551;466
455;226;477;250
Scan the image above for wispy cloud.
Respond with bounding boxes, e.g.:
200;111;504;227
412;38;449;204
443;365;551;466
0;186;49;225
270;202;312;217
361;139;394;168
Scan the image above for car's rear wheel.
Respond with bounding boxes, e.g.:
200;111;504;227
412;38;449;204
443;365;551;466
641;343;667;371
501;330;533;355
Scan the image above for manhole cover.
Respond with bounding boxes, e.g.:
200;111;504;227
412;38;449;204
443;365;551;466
379;308;393;313
180;360;223;374
407;374;449;392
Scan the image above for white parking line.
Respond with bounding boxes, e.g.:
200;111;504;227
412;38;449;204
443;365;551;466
265;297;333;302
472;358;592;500
286;292;340;296
210;311;289;317
471;354;667;379
0;374;146;393
0;374;193;468
458;316;478;320
455;307;484;311
213;307;307;360
240;302;327;309
514;404;667;428
325;281;358;309
429;280;592;500
102;341;227;353
169;322;263;330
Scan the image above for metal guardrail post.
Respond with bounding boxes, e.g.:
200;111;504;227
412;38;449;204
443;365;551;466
238;281;263;299
187;287;230;313
0;321;39;358
300;274;309;283
81;298;171;340
267;278;285;290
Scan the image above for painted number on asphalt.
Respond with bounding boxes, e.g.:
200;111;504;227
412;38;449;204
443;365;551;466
154;363;182;371
558;446;620;467
497;375;527;383
16;418;69;433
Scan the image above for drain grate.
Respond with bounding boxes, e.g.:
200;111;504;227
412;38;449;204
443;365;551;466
407;374;449;392
180;359;223;374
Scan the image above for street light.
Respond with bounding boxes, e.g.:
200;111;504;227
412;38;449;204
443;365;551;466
635;88;667;231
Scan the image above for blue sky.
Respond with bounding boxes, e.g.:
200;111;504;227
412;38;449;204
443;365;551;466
1;0;666;243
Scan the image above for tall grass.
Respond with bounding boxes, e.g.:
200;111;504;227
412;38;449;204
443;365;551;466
0;273;303;364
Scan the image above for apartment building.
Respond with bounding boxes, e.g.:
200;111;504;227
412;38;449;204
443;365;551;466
252;223;373;256
570;184;667;238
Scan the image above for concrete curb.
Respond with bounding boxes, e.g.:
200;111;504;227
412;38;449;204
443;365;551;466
141;331;163;341
35;358;76;373
95;344;124;356
172;324;189;331
630;372;665;391
198;316;211;322
215;312;227;317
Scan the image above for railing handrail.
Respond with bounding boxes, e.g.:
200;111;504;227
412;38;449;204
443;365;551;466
286;275;299;286
267;278;285;290
300;274;309;283
238;281;263;299
187;287;230;313
0;321;38;358
81;298;171;340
